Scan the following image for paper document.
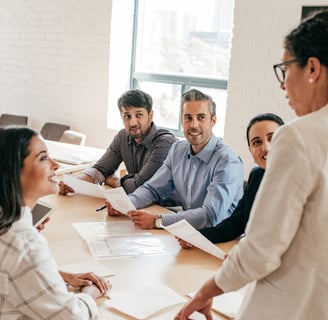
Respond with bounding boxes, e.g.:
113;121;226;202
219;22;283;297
63;175;136;214
60;261;115;277
105;284;186;319
86;234;167;259
102;187;135;214
163;219;226;260
73;221;151;239
188;290;244;319
52;152;98;165
56;163;92;175
64;175;105;198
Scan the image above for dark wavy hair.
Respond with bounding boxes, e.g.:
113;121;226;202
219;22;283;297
181;88;216;119
246;113;284;147
284;10;328;68
0;127;38;235
117;89;153;113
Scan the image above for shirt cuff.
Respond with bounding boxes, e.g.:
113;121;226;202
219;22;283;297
161;212;182;226
77;293;99;320
82;168;105;184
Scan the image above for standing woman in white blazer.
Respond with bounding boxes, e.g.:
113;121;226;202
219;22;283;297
176;10;328;320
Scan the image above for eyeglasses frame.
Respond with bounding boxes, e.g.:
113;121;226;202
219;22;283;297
273;59;300;84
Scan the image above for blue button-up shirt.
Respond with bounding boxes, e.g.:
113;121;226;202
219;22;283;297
129;134;244;229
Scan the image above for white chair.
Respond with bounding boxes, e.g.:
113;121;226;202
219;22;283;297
60;130;86;145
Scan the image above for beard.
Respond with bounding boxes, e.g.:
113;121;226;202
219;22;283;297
129;128;145;140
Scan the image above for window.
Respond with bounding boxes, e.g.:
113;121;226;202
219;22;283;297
131;0;234;137
108;0;235;138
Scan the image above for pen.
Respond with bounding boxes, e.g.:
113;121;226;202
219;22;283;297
96;204;107;212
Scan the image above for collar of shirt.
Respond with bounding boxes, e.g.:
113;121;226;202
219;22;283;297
127;122;157;149
187;134;220;163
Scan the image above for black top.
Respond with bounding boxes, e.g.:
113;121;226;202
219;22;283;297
200;167;265;243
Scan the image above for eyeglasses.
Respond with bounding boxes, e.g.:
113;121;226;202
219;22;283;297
273;59;300;84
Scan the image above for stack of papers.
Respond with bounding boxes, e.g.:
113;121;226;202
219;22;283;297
53;152;98;165
73;221;167;259
56;162;93;175
86;235;167;259
73;221;150;239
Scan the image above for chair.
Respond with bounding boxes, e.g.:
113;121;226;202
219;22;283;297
60;130;86;145
0;113;28;127
40;122;70;141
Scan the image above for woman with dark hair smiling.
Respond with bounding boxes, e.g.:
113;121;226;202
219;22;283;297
176;10;328;320
0;127;110;319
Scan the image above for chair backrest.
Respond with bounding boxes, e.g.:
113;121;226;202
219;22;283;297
60;130;86;145
40;122;70;141
0;113;28;126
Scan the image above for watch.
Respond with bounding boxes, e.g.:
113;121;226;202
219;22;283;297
154;214;163;229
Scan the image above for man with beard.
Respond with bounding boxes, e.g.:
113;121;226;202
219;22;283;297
107;89;244;230
59;89;176;194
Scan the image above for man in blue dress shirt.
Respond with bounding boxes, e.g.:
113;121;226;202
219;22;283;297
107;89;244;229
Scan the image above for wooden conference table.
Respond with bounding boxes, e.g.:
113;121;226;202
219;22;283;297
41;192;238;320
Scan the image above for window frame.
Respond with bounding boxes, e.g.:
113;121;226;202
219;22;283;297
129;0;230;137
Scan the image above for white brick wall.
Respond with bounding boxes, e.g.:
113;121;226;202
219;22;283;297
0;0;113;148
225;0;328;176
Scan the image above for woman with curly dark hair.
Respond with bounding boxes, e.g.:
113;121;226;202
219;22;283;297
176;10;328;320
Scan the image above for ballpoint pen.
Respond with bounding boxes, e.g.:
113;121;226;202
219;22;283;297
96;204;107;212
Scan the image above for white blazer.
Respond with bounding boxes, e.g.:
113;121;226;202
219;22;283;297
214;105;328;320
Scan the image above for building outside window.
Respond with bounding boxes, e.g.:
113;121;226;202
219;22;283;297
108;0;234;138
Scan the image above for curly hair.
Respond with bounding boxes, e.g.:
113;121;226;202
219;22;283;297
284;10;328;68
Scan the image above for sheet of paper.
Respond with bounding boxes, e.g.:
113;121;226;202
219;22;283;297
149;310;206;320
163;219;226;260
60;261;115;277
72;221;151;239
56;162;92;175
105;284;186;319
63;176;136;214
188;291;244;319
86;235;167;259
64;175;105;198
102;187;136;214
53;152;98;165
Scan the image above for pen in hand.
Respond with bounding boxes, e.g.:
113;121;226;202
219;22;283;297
96;204;107;212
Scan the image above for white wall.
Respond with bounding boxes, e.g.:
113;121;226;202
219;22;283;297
0;0;114;148
0;0;326;173
225;0;328;176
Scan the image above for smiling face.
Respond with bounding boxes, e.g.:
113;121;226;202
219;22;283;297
248;120;281;169
182;100;216;154
121;106;153;144
20;135;59;207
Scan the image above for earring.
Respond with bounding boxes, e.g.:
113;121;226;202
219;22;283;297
308;78;314;84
